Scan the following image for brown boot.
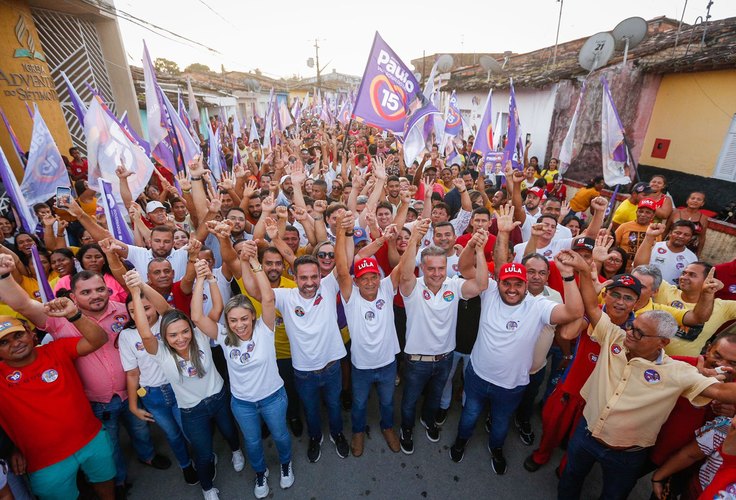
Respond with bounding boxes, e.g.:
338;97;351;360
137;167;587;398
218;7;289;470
382;428;400;453
351;432;365;457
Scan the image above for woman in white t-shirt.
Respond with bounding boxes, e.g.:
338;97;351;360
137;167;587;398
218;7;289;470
130;273;244;500
191;254;294;500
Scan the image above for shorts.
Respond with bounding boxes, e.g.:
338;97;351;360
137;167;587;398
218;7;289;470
28;429;115;500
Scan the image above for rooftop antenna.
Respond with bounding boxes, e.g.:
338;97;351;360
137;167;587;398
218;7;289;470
479;55;503;82
578;32;615;74
612;17;648;65
502;51;513;69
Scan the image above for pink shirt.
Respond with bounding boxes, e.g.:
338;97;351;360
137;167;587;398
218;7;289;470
42;301;130;403
54;273;127;303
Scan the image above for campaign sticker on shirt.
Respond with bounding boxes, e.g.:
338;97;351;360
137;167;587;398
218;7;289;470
365;311;375;321
294;306;305;317
643;369;661;384
671;300;685;309
229;349;241;360
506;321;519;331
41;369;59;383
589;353;598;363
111;315;127;334
275;316;284;327
452;263;459;272
313;294;323;306
375;299;385;310
611;344;622;355
729;284;736;294
543;250;553;258
654;257;665;265
657;247;667;254
135;341;145;351
239;353;251;364
676;263;684;270
423;239;431;247
442;291;455;302
6;370;21;382
245;340;255;353
423;290;431;300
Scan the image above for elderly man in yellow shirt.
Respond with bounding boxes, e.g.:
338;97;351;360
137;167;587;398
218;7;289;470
557;257;736;500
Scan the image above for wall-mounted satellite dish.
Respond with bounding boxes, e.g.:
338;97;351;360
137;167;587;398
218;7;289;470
436;54;454;73
479;55;503;82
578;32;615;72
612;17;648;65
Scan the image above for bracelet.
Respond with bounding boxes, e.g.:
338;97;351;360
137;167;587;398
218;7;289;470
562;275;576;282
189;259;197;263
190;176;203;181
182;189;192;194
67;310;83;322
345;231;354;236
459;189;467;193
251;266;263;273
0;273;9;280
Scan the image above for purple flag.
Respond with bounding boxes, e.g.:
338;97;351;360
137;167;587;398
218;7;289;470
120;114;151;156
61;71;88;128
601;76;633;186
472;89;495;164
30;245;54;302
0;107;27;168
178;89;200;146
502;79;522;170
444;91;462;137
187;77;201;135
0;145;34;232
208;125;224;180
98;178;134;244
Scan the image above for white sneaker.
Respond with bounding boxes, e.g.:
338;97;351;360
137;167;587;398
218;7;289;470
202;487;220;500
254;468;269;499
279;461;295;489
231;449;245;472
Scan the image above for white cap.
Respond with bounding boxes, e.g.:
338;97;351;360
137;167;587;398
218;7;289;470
146;201;165;213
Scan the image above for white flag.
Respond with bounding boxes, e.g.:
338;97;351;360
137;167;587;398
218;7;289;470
559;81;587;175
601;77;632;186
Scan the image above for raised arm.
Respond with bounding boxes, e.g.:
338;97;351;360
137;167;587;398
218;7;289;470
249;248;275;331
129;281;158;355
115;165;135;209
335;210;354;301
0;255;47;326
493;203;520;268
63;197;112;243
506;163;527;226
238;241;262;302
567;254;602;328
190;260;219;340
632;222;665;267
580;197;608;237
123;269;171;315
44;297;108;355
399;218;430;297
460;230;490;299
549;250;585;325
683;267;721;326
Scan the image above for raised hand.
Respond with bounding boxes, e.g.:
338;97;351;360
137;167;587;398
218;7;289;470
399;189;412;205
98;238;123;255
646;222;666;238
275;206;288;220
194;259;212;280
701;267;724;295
63;196;84;217
188;155;205;177
264;217;279;240
42;213;56;228
242;180;258;200
261;195;276;213
239;240;258;261
187;238;202;259
372;158;387;181
232;163;247;179
293;206;309;222
382;224;398;241
496;203;520;233
123;269;144;290
115;164;133;179
207;193;223;214
559;200;571;220
452;178;465;191
413;218;432;239
0;255;14;275
313;199;327;215
592;231;615;262
43;297;79;318
530;223;545;239
590;196;608;213
176;171;191;192
218;171;235;191
341;210;355;231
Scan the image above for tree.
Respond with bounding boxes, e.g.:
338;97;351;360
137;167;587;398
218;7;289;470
154;58;180;75
185;63;211;73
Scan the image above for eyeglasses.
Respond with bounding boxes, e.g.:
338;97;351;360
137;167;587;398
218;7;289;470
627;326;662;341
317;252;335;259
606;256;623;264
608;291;637;304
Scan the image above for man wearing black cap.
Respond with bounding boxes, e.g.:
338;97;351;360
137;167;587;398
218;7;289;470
611;182;653;231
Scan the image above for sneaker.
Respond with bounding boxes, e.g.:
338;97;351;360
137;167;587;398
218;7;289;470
202;487;220;500
330;433;350;458
515;416;535;446
490;447;507;475
399;427;414;455
484;417;491;434
139;454;172;470
307;436;323;463
420;417;440;442
381;428;400;453
435;408;448;426
340;390;352;411
523;455;542;472
449;438;467;463
183;464;199;485
231;449;245;472
279;462;295;489
288;417;303;437
254;469;269;499
351;432;365;457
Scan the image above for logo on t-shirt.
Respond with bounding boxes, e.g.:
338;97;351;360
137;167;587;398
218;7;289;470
313;294;323;306
365;311;375;321
676;262;684;270
135;341;145;351
611;344;622;355
240;353;251;364
294;306;305;317
452;264;459;272
178;360;198;377
671;300;685;309
543;250;553;258
729;284;736;294
423;290;431;300
275;316;284;327
229;349;241;360
112;315;127;333
245;340;255;353
643;369;661;384
506;321;519;331
6;370;21;382
589;353;598;363
442;291;455;302
41;369;58;383
657;247;667;254
375;299;385;310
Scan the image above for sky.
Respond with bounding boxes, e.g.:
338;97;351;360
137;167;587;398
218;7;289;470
115;0;736;80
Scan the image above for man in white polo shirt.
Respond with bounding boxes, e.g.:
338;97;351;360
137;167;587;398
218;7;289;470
398;218;489;455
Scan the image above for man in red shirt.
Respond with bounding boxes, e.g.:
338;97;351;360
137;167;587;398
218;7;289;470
716;257;736;301
146;256;196;316
68;147;88;181
0;294;115;500
455;207;496;262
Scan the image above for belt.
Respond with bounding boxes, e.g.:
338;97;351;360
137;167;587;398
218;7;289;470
406;352;452;362
588;431;647;452
313;360;338;374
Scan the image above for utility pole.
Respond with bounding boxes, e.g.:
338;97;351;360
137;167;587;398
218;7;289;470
552;0;564;67
314;38;322;95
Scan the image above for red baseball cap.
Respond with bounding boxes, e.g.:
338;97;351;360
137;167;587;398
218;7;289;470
354;257;380;278
527;187;545;199
638;198;657;210
498;263;527;282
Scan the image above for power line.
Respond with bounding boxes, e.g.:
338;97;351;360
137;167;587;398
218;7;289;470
195;0;239;29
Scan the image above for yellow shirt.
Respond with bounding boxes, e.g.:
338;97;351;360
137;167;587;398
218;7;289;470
581;312;718;448
541;168;559;184
635;298;687;326
612;199;638;226
655;282;736;356
569;187;600;213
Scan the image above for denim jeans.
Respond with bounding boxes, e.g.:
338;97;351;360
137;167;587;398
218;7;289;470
558;418;649;500
457;362;526;449
293;360;343;440
90;394;155;485
440;352;470;410
516;368;546;423
139;384;191;469
230;386;292;473
400;353;453;430
351;360;397;433
543;344;565;402
277;358;302;421
180;387;241;491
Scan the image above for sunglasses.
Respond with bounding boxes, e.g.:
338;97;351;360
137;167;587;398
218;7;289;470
317;252;335;259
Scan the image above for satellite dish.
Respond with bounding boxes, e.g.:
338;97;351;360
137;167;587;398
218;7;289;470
479;55;503;82
578;32;615;72
436;54;454;72
413;71;422;81
612;17;648;64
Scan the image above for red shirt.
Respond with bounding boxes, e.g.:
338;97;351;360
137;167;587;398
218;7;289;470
165;281;192;316
456;233;497;262
0;338;102;472
698;448;736;499
69;158;88;180
558;326;600;395
716;260;736;301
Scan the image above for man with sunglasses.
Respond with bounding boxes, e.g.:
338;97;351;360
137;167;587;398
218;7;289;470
557;256;736;499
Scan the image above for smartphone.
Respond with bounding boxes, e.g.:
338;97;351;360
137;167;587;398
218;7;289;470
526;133;531;144
56;186;72;208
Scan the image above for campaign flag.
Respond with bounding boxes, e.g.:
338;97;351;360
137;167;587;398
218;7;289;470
0;107;27;168
319;98;332;126
85;98;154;203
208;125;224;180
249;117;260;144
471;88;495;165
352;32;439;136
232;134;240;165
292;98;302;129
119;113;151;157
423;59;440;104
444;91;462;137
20;104;71;210
178;89;200;146
502;79;523;170
97;178;134;244
232;112;242;138
162;92;200;169
30;245;54;302
0;145;34;232
558;80;587;175
186;77;201;133
142;42;179;174
262;89;274;149
601;76;632;186
278;101;293;131
61;71;88;129
337;98;352;125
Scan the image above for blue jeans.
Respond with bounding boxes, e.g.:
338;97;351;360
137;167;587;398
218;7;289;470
351;360;397;433
457;362;526;449
140;384;191;468
180;387;241;491
558;418;649;500
276;358;302;421
293;360;343;440
400;354;453;430
543;345;565;402
90;394;155;485
230;387;292;473
440;352;470;410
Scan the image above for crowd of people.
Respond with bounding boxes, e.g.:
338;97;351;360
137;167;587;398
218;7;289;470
1;118;736;500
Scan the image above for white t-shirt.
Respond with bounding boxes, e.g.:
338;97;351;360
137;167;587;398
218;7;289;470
118;318;168;388
342;277;400;370
471;279;557;389
151;329;224;409
402;276;466;355
274;273;346;371
649;241;698;285
126;245;189;282
197;267;234;324
216;320;283;402
512;237;574;263
530;286;564;374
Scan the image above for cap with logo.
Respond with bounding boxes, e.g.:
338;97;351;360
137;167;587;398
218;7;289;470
571;237;595;252
527;187;546;200
638;198;657;210
607;274;643;297
631;182;653;195
352;227;370;246
498;263;527;282
145;201;166;214
354;257;380;278
0;316;26;340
